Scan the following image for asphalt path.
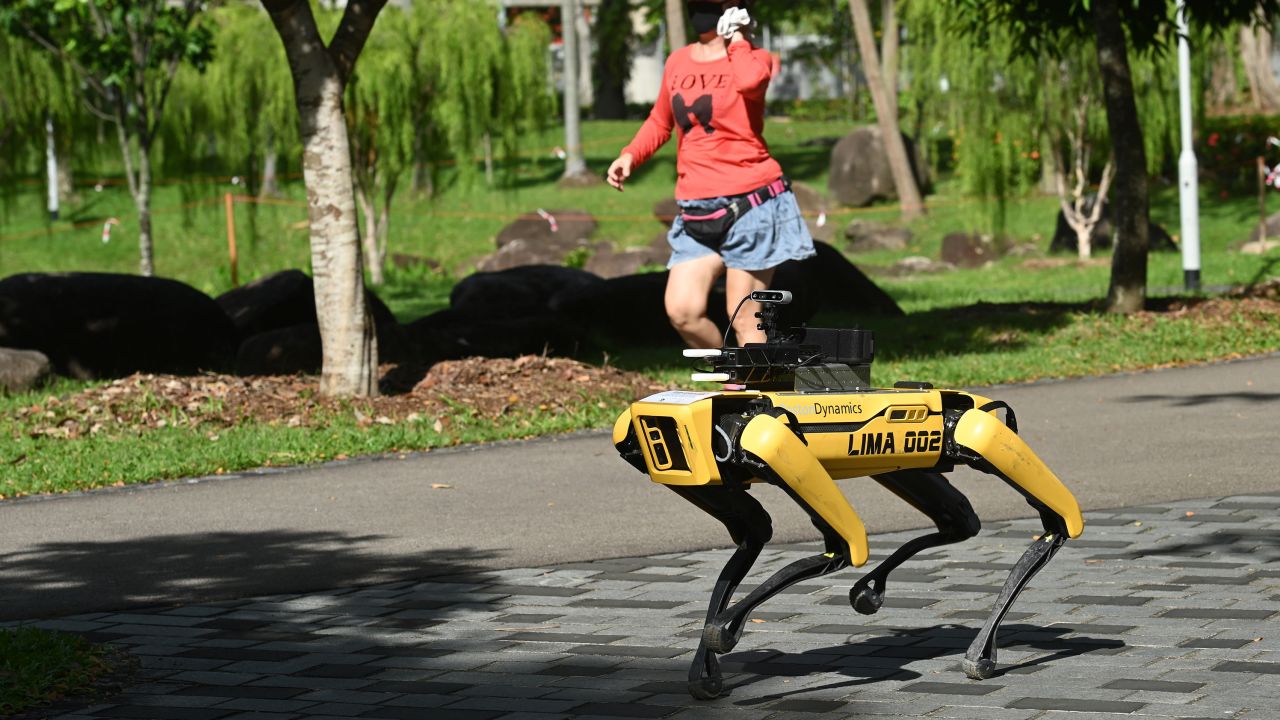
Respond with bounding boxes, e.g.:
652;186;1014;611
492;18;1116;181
3;353;1278;620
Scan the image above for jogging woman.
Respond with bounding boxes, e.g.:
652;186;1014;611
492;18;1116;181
606;0;814;347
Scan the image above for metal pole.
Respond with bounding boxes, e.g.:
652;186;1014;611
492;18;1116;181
1176;0;1201;292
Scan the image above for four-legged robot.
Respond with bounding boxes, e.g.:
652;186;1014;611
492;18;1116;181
613;291;1084;699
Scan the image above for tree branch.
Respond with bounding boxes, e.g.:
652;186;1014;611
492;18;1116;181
328;0;389;85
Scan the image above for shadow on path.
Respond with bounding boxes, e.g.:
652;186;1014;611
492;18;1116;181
0;530;496;621
1120;391;1280;407
719;624;1124;704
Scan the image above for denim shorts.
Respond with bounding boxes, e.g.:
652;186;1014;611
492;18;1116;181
668;190;817;271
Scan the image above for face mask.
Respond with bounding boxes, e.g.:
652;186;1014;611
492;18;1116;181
689;2;722;35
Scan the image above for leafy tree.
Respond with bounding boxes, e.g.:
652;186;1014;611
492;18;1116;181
262;0;386;398
0;30;80;203
0;0;213;276
948;0;1277;313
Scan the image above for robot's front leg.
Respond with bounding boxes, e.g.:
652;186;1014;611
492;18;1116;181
963;531;1064;678
948;407;1084;679
667;485;772;700
849;470;982;615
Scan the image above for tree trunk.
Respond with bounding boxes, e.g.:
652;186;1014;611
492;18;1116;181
264;0;383;397
849;0;923;222
664;0;686;53
135;138;155;277
576;6;594;109
260;132;281;198
1239;23;1280;112
356;183;384;285
880;0;899;110
560;0;593;183
1207;37;1240;113
1093;0;1148;314
592;0;630;120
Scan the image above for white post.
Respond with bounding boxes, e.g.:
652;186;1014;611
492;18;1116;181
1176;0;1201;291
45;115;59;221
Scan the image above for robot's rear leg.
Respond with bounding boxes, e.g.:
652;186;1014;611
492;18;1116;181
849;470;981;615
667;485;772;700
703;506;850;655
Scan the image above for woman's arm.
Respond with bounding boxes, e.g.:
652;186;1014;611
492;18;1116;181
726;39;773;98
620;78;674;168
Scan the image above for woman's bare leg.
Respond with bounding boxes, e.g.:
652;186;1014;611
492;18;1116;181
725;267;776;344
666;255;726;348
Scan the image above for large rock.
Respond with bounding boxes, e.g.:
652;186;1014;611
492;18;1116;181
550;272;693;347
1246;211;1280;244
1050;198;1177;254
403;308;585;362
773;241;905;320
496;208;596;249
584;242;670;279
828;126;929;207
940;232;1003;268
0;272;237;378
0;347;51;393
653;197;680;225
845;219;912;253
450;265;603;317
216;270;410;364
235;323;322;376
791;181;835;243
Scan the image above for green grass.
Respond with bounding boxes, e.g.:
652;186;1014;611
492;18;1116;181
0;627;114;716
3;119;1280;496
0;381;633;497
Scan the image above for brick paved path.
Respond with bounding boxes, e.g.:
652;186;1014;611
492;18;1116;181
11;493;1280;720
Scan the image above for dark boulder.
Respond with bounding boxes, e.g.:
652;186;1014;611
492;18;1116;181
0;347;52;393
1050;198;1178;254
828;126;929;207
0;272;237;378
583;242;671;279
845;219;912;253
450;265;603;317
235;323;322;376
940;232;1003;268
551;271;703;347
403;308;584;362
495;208;597;249
774;241;905;320
216;270;411;364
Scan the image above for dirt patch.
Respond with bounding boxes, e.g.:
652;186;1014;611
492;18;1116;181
17;356;668;439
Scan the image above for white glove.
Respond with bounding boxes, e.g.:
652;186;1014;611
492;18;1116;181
717;7;752;40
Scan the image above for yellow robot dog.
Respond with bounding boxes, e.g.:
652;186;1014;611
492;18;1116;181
613;290;1084;700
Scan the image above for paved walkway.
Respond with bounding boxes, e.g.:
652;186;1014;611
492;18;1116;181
4;354;1280;620
3;355;1280;718
8;494;1279;719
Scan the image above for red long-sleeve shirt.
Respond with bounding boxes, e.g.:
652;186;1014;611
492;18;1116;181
621;40;783;201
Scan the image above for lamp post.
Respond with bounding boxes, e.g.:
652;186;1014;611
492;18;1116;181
1176;0;1201;292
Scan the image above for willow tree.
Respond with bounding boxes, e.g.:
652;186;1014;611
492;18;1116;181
0;0;214;276
0;31;81;207
262;0;386;398
163;4;299;197
949;0;1277;314
345;11;414;286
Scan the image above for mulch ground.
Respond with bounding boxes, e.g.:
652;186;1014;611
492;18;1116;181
17;356;668;439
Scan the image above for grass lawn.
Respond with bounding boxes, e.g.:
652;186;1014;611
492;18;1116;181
0;627;123;716
2;119;1280;496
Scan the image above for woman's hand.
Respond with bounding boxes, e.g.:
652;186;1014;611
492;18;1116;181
607;153;634;192
717;6;752;41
